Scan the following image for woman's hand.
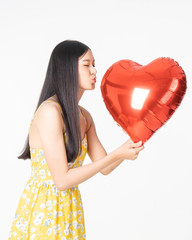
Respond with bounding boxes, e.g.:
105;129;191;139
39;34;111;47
116;138;144;160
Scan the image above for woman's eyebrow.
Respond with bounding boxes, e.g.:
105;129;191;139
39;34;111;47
82;59;95;62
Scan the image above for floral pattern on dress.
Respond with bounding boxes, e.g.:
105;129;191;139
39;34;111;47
8;132;88;240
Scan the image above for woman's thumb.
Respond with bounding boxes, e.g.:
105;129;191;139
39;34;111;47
134;140;142;148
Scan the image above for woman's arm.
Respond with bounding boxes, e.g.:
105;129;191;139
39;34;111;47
102;158;124;175
37;104;143;191
37;104;124;191
81;107;124;175
64;147;122;189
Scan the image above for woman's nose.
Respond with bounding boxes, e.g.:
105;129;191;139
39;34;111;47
92;67;97;75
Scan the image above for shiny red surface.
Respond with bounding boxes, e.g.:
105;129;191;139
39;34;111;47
100;57;187;144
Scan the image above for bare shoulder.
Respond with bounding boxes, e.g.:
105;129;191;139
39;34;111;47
79;105;94;132
35;101;65;133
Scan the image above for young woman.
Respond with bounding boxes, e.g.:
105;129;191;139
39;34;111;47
8;40;144;239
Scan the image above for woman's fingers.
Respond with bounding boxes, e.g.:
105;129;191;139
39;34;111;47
129;140;142;148
135;145;144;153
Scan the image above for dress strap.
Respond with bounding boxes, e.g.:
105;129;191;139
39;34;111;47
45;100;63;112
79;106;87;130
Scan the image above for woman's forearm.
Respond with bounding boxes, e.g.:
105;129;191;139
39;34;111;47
60;148;121;191
102;158;124;175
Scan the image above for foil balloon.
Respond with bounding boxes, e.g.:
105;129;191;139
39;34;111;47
100;57;187;144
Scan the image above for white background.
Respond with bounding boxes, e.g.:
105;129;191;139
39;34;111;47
1;0;192;239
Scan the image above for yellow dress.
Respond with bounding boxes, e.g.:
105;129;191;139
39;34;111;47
8;100;87;240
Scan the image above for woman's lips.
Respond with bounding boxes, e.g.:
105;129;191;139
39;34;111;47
92;77;96;83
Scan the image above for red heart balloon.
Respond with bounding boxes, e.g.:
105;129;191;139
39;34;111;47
100;57;187;144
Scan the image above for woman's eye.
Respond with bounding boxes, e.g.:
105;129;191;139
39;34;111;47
84;65;96;67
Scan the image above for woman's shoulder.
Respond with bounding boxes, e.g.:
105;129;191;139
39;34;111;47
79;105;94;131
33;100;65;132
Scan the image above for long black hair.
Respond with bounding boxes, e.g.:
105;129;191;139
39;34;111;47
18;39;90;164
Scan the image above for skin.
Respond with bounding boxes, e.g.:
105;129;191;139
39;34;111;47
78;49;97;101
29;49;144;191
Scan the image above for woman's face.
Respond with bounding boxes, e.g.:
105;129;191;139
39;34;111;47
78;49;97;90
